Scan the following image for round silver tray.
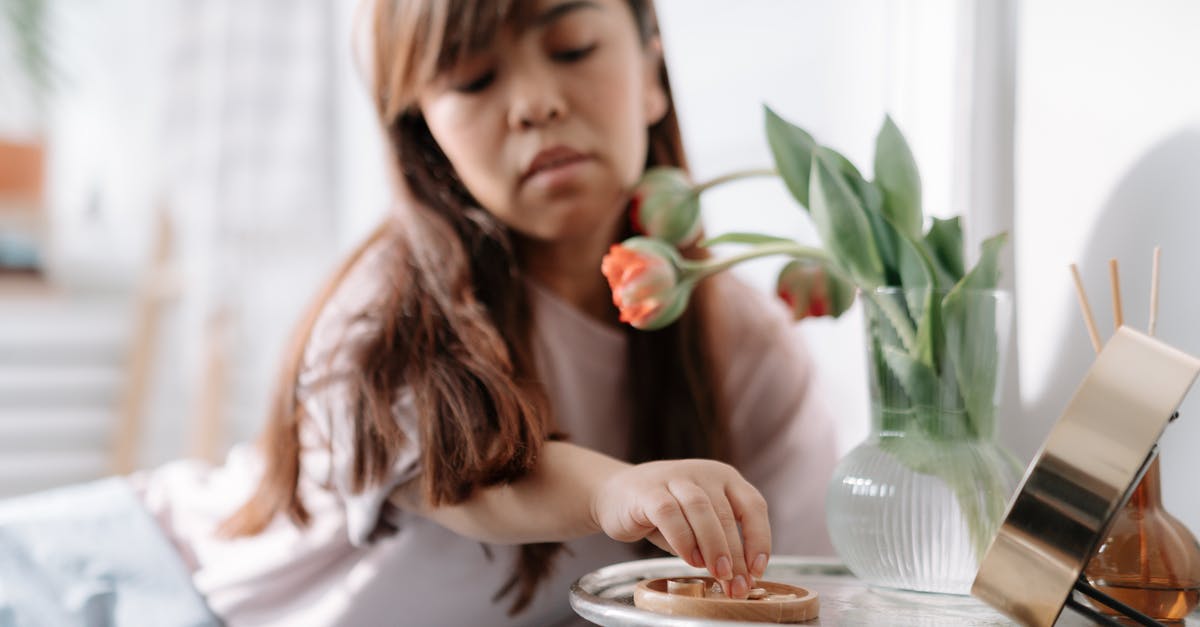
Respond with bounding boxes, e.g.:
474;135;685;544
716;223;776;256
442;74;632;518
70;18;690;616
569;556;1130;626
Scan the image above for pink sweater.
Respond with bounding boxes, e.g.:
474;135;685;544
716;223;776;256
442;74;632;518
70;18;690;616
132;241;837;626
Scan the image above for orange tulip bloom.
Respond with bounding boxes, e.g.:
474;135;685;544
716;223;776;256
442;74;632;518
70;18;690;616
601;238;692;330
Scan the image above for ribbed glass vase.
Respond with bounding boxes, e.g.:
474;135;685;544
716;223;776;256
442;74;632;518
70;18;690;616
826;287;1023;594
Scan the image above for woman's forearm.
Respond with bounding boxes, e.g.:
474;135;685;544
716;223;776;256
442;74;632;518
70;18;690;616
392;440;772;598
389;441;630;545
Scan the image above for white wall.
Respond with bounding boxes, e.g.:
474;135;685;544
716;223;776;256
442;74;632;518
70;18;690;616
1015;0;1200;529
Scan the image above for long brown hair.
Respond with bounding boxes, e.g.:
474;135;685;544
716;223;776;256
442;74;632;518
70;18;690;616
220;0;729;615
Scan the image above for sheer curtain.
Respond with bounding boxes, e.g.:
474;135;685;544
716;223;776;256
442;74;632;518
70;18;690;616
30;0;376;477
36;0;351;469
140;0;346;461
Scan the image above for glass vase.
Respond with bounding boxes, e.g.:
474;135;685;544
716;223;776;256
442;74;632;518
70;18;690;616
1084;453;1200;621
826;287;1023;594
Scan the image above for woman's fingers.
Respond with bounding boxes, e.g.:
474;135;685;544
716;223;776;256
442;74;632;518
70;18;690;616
672;475;753;598
644;530;675;556
640;492;703;568
666;481;731;580
600;460;773;601
726;480;772;579
704;485;752;598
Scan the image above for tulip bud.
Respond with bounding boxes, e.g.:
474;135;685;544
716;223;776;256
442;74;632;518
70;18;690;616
629;167;702;247
776;260;855;320
601;237;693;330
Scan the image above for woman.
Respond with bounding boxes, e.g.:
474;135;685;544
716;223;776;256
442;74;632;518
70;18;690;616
1;1;837;625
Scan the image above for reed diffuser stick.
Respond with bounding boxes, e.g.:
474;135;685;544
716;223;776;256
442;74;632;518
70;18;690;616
1149;247;1161;337
1070;263;1103;354
1109;258;1124;330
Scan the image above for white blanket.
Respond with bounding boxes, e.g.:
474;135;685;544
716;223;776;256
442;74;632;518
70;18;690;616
0;477;217;627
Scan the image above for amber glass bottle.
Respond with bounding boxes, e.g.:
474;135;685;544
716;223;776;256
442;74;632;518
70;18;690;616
1084;456;1200;622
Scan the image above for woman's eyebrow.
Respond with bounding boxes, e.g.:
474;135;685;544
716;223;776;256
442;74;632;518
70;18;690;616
533;0;602;28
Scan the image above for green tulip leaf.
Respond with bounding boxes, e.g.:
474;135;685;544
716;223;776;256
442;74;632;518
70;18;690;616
808;148;885;288
941;233;1008;436
765;105;817;209
958;232;1006;291
883;218;943;370
827;148;899;284
826;149;883;214
882;344;937;409
925;216;965;282
874;115;923;240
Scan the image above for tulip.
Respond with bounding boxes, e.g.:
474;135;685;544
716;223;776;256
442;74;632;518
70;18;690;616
601;237;694;330
629;167;702;247
776;259;855;320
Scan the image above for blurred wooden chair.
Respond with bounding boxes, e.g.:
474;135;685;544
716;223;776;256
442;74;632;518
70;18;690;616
111;206;227;474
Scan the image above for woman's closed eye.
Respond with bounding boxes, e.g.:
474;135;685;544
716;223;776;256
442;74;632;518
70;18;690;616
552;43;598;63
455;70;496;94
450;42;597;94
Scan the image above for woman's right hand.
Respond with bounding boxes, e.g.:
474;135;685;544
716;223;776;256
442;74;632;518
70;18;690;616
589;459;771;599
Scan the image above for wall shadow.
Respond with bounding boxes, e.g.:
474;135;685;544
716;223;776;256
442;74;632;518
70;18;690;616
1021;127;1200;529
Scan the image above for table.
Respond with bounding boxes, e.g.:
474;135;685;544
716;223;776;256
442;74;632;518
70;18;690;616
569;556;1199;626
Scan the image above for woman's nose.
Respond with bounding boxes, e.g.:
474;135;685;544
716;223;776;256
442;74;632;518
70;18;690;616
507;70;568;130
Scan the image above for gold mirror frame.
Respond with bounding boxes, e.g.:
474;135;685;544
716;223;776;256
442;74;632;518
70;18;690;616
972;327;1200;626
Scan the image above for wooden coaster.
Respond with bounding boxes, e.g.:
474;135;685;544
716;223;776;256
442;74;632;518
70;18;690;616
634;576;819;623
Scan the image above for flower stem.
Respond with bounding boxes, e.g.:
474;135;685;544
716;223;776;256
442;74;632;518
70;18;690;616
681;242;830;278
694;167;778;194
676;238;920;350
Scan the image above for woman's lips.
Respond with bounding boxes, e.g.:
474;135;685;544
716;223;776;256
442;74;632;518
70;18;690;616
522;146;592;186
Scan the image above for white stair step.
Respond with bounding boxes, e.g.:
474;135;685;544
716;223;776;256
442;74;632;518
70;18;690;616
0;297;130;358
0;472;111;499
0;408;112;448
0;449;110;497
0;363;123;404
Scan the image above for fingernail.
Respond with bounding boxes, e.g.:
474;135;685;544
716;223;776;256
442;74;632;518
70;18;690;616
732;574;748;598
716;555;733;580
691;549;704;567
752;553;768;577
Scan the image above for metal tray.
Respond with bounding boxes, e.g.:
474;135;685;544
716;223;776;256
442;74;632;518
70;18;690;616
569;556;1168;626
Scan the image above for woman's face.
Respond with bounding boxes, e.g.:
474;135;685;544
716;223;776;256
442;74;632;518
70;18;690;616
417;0;667;243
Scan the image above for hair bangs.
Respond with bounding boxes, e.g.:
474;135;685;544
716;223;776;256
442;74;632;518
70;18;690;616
375;0;533;121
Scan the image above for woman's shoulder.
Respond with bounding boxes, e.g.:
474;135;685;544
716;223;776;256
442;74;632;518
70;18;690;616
302;235;400;377
704;272;796;353
702;271;817;391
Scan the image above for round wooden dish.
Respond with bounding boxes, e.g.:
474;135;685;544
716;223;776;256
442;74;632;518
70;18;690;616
633;576;819;623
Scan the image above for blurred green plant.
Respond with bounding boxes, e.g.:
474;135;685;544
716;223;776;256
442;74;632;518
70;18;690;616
3;0;54;110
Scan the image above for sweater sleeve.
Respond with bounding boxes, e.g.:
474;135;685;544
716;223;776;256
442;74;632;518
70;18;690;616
707;274;839;556
294;243;422;547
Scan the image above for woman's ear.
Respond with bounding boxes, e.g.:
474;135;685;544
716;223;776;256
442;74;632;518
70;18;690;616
642;36;669;126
